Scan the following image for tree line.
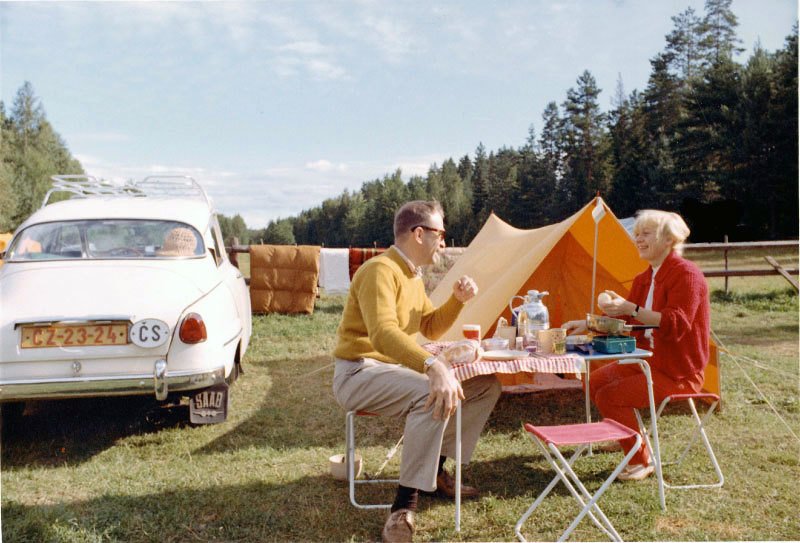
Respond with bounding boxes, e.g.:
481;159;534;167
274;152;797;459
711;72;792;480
256;0;797;247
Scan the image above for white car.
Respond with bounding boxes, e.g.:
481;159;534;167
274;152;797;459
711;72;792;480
0;175;251;424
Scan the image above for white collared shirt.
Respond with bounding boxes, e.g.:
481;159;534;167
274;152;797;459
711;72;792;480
392;245;423;277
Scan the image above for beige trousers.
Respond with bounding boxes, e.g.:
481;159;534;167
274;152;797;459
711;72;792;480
333;358;501;492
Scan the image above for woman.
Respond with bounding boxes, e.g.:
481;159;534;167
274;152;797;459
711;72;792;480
564;209;710;481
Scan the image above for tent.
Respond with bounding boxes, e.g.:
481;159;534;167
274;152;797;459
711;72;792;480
427;197;721;397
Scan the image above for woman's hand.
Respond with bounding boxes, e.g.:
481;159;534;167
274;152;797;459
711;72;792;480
562;319;588;335
598;290;636;318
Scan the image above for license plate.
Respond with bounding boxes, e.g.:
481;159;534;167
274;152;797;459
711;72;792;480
20;323;129;349
190;383;229;424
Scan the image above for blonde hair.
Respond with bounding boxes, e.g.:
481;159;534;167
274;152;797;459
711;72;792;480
633;209;691;256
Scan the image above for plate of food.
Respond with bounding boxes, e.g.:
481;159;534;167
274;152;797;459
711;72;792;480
481;349;528;361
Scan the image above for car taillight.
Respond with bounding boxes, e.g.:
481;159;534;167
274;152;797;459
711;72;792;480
179;313;207;344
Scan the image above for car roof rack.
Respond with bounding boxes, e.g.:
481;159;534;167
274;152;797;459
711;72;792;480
42;175;211;208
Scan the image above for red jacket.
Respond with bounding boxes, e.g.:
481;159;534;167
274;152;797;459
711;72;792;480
627;251;710;381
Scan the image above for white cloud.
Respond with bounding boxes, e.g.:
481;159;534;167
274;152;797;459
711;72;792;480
361;14;417;61
305;160;349;173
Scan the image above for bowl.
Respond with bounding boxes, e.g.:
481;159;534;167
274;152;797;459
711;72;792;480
329;453;362;481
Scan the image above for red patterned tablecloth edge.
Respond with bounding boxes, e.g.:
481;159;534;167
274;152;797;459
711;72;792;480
423;341;585;382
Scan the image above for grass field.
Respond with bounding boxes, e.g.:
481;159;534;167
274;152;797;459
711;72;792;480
1;247;798;542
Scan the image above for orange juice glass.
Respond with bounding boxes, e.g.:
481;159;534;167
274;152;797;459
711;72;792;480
462;324;481;341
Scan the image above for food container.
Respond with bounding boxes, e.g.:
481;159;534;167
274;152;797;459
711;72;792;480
482;337;509;351
329;453;361;480
495;325;517;347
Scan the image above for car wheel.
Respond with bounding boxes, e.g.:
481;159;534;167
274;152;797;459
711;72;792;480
226;360;240;385
226;345;243;385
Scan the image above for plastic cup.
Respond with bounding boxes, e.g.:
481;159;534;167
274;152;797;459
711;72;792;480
462;324;481;341
551;328;567;355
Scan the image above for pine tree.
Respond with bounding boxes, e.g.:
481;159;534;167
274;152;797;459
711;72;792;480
7;83;83;226
665;7;705;83
672;56;740;204
561;70;608;212
699;0;743;64
763;27;798;238
470;143;489;229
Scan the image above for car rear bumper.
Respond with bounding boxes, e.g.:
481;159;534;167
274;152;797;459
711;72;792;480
0;361;226;401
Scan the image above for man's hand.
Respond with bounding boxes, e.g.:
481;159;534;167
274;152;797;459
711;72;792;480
423;358;465;421
453;275;478;303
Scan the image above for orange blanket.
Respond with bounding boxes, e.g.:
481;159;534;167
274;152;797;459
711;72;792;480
250;245;321;314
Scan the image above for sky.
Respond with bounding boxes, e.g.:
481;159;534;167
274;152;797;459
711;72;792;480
1;1;796;229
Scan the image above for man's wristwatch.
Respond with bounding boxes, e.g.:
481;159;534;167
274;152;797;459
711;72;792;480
423;356;437;373
631;304;640;318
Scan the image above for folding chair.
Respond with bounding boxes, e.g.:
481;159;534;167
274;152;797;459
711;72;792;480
345;410;402;509
515;419;642;542
634;393;724;490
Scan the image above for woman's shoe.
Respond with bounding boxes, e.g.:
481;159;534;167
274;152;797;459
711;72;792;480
618;463;654;481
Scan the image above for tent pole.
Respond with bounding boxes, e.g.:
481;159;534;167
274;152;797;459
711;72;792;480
587;197;605;451
591;215;599;316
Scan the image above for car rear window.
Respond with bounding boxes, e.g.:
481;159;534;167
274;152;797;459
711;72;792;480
6;220;206;261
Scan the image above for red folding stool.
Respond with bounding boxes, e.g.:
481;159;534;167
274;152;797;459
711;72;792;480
515;419;642;542
345;410;402;509
634;393;724;490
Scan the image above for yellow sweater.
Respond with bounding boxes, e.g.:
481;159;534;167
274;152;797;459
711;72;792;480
333;247;464;372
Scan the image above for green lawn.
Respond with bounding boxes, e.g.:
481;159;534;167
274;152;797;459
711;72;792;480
1;248;798;542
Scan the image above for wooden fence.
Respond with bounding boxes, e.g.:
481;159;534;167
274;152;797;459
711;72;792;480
682;239;798;292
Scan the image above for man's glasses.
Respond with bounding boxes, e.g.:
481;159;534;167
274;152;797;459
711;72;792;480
410;224;446;240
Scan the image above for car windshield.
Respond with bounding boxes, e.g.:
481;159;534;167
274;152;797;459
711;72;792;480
6;220;206;261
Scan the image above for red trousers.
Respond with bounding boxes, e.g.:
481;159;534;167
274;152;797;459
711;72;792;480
587;362;704;466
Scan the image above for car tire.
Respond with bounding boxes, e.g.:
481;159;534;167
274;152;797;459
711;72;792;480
226;360;240;385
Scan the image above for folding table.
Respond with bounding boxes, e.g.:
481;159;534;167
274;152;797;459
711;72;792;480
426;344;659;533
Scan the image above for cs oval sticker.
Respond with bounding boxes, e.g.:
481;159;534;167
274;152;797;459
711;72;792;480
130;319;170;348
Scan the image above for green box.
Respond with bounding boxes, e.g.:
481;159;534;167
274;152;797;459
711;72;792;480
591;335;636;354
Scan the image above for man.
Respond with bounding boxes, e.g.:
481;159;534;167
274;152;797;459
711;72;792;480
333;200;501;543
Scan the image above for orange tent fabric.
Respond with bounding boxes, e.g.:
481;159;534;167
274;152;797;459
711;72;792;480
427;197;721;397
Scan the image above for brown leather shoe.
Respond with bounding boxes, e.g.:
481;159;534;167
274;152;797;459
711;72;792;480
381;508;415;543
434;469;480;499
